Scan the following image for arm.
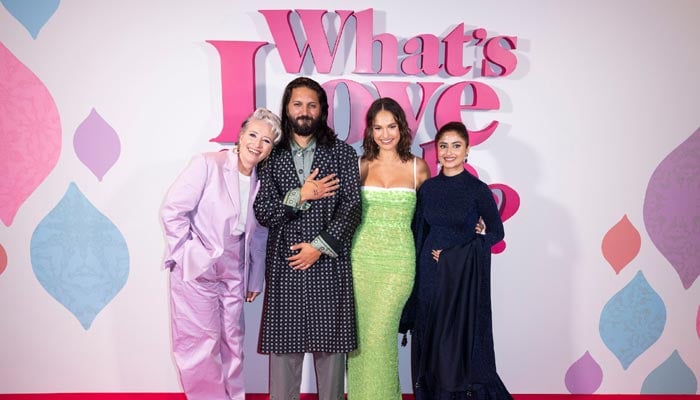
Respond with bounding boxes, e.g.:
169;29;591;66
476;182;505;248
160;154;208;269
253;154;338;229
253;156;298;229
246;223;267;300
415;157;431;190
411;186;429;258
287;144;362;269
401;186;428;333
316;143;362;256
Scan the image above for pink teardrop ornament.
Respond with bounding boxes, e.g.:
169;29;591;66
601;215;641;274
0;42;61;226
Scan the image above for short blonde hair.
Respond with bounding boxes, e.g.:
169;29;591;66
241;107;282;144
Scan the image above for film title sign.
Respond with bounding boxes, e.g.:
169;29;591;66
207;8;520;252
207;9;517;166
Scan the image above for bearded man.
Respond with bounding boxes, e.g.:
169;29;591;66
253;77;362;400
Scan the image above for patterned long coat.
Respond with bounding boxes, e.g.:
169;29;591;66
254;138;362;353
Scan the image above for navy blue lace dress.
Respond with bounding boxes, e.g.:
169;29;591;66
409;169;512;399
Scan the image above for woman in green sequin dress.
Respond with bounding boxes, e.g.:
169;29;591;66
348;98;430;399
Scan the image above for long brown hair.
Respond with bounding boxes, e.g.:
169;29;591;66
361;97;413;162
278;77;337;148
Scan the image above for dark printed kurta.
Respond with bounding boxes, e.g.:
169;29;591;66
254;138;362;353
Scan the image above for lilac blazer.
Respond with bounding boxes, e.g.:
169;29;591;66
161;150;267;291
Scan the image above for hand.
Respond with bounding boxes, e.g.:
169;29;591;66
431;249;442;263
246;291;260;302
287;242;322;270
300;168;339;203
475;217;486;235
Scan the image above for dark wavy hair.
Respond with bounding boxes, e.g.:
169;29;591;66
361;97;413;162
278;77;337;148
435;121;470;146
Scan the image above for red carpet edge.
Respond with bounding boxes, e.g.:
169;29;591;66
0;394;697;399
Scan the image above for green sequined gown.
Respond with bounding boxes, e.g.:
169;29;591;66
348;186;416;400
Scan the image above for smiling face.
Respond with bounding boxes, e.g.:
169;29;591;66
371;110;401;153
237;119;275;175
437;130;469;176
286;86;322;137
362;97;413;161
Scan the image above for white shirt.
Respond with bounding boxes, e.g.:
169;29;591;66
234;172;251;235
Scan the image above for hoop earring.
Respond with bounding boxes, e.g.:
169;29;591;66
464;155;468;163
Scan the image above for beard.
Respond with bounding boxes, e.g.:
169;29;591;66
288;115;322;137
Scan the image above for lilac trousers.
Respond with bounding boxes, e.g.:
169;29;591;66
170;234;246;400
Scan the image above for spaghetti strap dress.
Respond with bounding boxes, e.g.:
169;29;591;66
347;158;418;400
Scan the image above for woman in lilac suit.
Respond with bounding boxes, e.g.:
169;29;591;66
161;108;281;400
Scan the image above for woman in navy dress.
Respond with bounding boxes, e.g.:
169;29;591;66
408;121;512;399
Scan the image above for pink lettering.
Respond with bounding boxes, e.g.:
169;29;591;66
401;34;441;76
434;81;500;146
488;183;520;253
260;9;353;73
473;28;487;45
442;24;473;77
322;79;375;145
206;9;521;253
419;141;439;177
482;36;518;77
373;81;442;138
207;40;268;143
353;8;399;74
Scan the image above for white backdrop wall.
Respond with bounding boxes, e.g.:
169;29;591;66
1;0;698;395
